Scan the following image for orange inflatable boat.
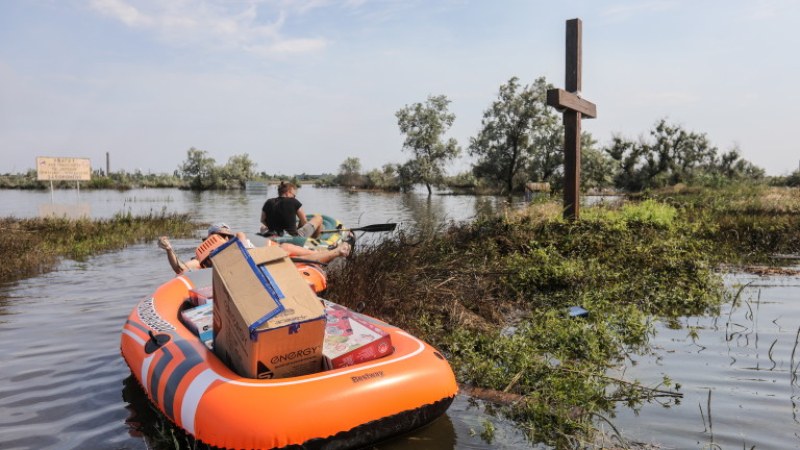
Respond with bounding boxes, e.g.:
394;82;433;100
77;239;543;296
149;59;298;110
120;269;458;449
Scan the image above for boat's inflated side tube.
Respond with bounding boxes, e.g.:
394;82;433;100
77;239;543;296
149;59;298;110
120;270;458;449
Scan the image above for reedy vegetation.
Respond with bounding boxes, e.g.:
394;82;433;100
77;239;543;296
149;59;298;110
0;212;198;283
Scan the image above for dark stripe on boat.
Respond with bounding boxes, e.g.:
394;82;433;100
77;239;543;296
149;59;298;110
162;339;204;420
149;347;173;407
125;319;150;335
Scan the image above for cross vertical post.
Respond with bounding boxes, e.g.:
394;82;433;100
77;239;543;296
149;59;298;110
547;18;596;220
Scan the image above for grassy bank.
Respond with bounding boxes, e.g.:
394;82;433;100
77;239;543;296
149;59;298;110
0;212;199;283
647;184;800;262
326;185;800;448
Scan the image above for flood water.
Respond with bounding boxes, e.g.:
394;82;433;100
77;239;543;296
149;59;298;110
0;187;798;449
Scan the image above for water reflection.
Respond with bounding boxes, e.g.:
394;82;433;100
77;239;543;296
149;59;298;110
399;192;450;237
609;273;800;449
377;413;457;450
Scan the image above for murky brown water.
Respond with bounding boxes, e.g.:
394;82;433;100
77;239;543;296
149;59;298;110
0;188;798;449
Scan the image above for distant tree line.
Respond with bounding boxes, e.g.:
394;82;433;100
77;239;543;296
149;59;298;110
177;147;256;190
3;74;798;193
0;168;184;190
332;75;777;195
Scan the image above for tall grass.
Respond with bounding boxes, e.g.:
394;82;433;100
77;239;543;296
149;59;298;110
648;185;800;262
0;212;198;283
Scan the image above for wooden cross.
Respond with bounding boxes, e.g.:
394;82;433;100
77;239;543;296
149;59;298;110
547;18;597;220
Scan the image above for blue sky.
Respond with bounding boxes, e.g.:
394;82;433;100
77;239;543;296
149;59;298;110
1;0;799;176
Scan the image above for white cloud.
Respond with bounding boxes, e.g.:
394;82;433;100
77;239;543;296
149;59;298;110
90;0;154;27
88;0;327;56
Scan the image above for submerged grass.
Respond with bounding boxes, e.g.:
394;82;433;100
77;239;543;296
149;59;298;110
0;211;199;283
326;185;800;448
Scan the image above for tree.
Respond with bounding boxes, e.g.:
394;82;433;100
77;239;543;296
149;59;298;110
337;157;363;187
363;164;401;191
579;135;617;192
606;119;764;191
712;146;765;182
223;154;256;189
179;147;217;190
396;160;417;192
785;169;800;187
179;148;257;190
396;95;461;195
469;77;566;194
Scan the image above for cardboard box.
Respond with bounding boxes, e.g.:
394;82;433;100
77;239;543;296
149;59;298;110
181;302;214;344
211;239;325;379
322;301;392;370
188;285;214;306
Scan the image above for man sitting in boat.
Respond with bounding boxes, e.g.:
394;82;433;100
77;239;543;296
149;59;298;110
260;181;323;238
159;223;350;275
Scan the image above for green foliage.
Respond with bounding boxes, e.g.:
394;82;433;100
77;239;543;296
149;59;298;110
325;195;740;446
785;169;800;187
580;136;618;192
606;119;765;191
469;76;613;195
178;147;256;190
179;147;218;190
649;185;800;261
582;199;678;229
222;153;257;189
0;169;50;189
469;77;556;194
0;169;185;190
327;158;402;191
498;205;719;317
396;94;462;194
363;164;401;191
480;420;496;443
336;157;364;187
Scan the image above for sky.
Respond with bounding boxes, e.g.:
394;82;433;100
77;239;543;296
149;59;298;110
1;0;799;177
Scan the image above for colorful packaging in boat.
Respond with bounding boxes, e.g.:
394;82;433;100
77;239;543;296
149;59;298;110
180;302;214;345
322;300;392;370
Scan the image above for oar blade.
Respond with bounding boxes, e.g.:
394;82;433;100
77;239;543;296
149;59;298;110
355;223;397;233
320;223;398;233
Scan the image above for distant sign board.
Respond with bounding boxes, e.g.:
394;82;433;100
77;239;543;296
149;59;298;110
36;157;92;181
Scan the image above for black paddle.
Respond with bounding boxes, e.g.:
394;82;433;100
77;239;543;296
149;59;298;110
321;223;397;233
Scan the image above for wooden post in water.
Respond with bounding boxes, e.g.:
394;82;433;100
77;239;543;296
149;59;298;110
546;18;597;220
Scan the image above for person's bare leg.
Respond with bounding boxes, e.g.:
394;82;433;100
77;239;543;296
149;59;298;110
281;242;350;264
309;215;323;238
